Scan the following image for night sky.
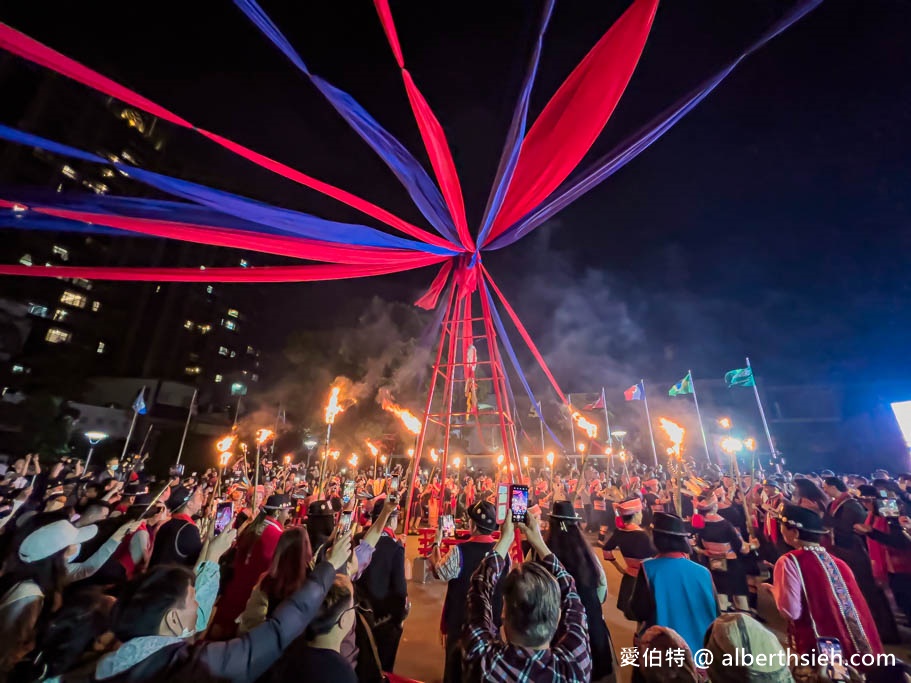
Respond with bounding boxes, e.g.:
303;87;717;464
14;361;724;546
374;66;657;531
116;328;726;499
2;0;910;391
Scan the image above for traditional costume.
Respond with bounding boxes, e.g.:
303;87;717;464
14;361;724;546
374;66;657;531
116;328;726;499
603;497;656;620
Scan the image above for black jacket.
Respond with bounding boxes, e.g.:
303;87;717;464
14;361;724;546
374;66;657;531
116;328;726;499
356;535;407;622
63;561;336;683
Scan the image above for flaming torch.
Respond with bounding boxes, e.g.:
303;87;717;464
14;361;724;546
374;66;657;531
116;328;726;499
320;384;351;499
572;412;598;439
252;428;275;510
215;434;236;497
659;417;686;513
366;440;380;480
382;397;422;435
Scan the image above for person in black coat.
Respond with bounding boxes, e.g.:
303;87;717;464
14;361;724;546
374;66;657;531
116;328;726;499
355;502;407;672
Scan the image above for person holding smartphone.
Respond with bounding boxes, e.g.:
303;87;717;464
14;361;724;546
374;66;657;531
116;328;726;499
429;500;501;683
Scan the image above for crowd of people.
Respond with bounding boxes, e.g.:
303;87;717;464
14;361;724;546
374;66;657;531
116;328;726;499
0;448;908;683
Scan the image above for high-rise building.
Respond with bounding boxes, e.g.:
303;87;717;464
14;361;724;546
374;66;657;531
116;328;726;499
0;57;265;415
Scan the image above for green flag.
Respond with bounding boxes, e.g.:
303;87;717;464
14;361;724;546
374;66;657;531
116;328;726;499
725;367;755;388
668;372;694;397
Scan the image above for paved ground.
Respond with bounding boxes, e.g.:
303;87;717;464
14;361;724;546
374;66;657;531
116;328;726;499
394;534;790;683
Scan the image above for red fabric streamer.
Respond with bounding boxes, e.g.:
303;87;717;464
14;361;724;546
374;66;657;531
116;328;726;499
480;265;568;404
20;204;434;266
0;257;447;283
414;259;454;309
372;1;474;252
0;22;457;252
484;0;658;245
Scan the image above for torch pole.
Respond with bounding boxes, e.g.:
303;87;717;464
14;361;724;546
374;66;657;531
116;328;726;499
601;387;613;479
641;380;659;467
253;444;262;511
176;388;197;466
688;371;713;466
746;357;777;471
319;423;332;500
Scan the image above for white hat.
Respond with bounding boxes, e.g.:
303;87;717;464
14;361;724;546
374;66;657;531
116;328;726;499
18;520;98;563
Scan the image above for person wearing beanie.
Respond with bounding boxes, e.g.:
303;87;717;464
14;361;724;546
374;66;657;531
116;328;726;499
704;613;793;683
148;485;205;569
764;504;884;666
602;497;656;621
692;492;751;613
429;500;502;683
629;512;719;656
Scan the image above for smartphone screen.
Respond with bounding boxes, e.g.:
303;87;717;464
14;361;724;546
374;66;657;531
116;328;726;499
342;481;355;504
510;484;529;524
877;498;900;517
817;639;847;681
214;501;233;536
390;475;400;492
441;514;455;538
496;483;510;524
339;511;353;534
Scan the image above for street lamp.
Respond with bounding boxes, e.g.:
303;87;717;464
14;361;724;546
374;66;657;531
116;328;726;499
84;431;108;472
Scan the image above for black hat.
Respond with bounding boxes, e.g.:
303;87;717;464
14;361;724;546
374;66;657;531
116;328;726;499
549;500;582;522
166;486;193;512
131;493;156;508
651;512;690;537
467;501;497;532
777;504;826;535
762;478;782;490
263;494;291;511
371;495;397;522
307;500;335;518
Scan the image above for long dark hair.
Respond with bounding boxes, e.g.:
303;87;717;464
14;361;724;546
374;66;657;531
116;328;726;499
30;587;114;678
544;521;600;589
260;527;313;606
234;510;268;564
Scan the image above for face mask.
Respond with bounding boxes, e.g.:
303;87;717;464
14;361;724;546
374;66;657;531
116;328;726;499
110;465;119;472
172;611;196;639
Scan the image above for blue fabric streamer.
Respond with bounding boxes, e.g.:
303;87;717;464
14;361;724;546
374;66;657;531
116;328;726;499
476;0;555;248
482;280;565;451
234;0;460;245
487;0;823;250
0;124;457;255
0;212;124;235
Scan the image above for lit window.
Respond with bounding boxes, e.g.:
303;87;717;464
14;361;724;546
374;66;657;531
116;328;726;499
246;345;255;355
185;366;202;376
119;109;146;134
101;168;115;178
72;278;92;290
19;254;32;266
231;382;247;396
27;304;48;318
251;373;259;382
97;341;106;354
242;370;248;375
121;150;137;164
60;290;87;308
11;365;26;374
52;309;68;322
155;285;161;293
83;180;108;195
61;165;77;179
184;320;194;330
214;374;223;383
45;328;71;344
198;324;211;334
229;351;236;358
239;259;248;268
206;285;214;294
52;245;69;261
91;301;101;312
221;319;236;331
227;308;239;318
218;346;229;356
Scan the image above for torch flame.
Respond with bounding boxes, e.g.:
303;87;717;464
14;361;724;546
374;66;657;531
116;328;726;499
659;418;685;458
497;454;504;466
325;386;343;425
216;435;236;453
349;453;358;467
365;440;379;457
430;448;439;463
219;451;232;467
546;452;555;466
572;412;598;439
255;428;274;445
382;397;421;435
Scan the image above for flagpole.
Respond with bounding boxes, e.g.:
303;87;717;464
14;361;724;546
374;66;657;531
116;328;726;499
120;385;145;463
233;394;242;429
688;371;713;465
567;393;577;457
538;401;545;455
175;388;197;466
601;387;613;478
746;357;777;470
641;379;659;467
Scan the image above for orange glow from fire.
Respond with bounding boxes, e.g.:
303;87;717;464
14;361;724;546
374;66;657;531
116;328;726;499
382;397;421;435
216;435;236;453
325;386;343;425
659;418;685;458
572;412;598;439
255;428;274;446
365;440;379;457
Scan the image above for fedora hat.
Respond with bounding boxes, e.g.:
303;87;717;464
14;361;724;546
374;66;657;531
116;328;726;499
651;512;690;537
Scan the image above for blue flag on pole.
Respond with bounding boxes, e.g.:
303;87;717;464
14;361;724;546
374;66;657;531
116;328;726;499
132;388;147;415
